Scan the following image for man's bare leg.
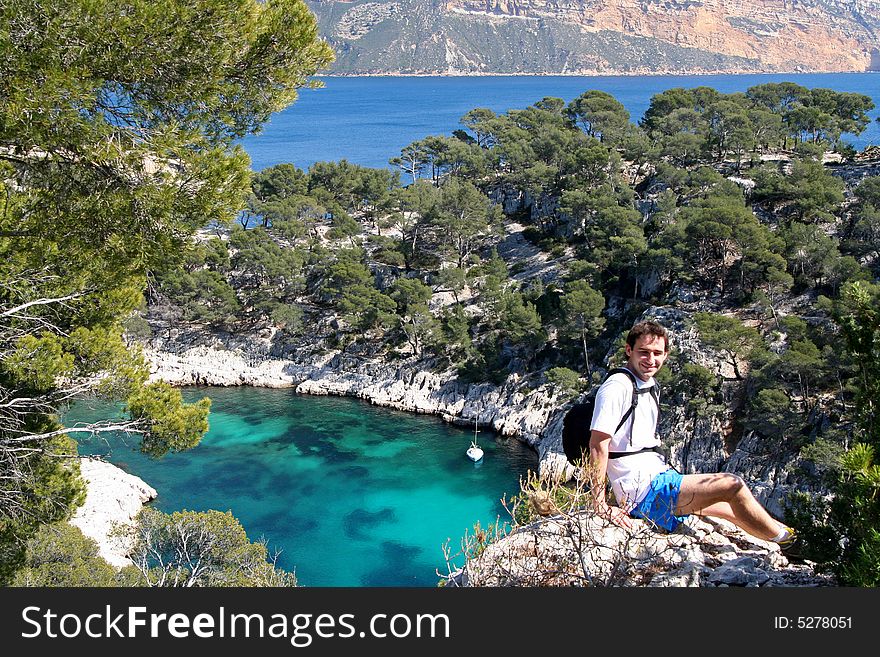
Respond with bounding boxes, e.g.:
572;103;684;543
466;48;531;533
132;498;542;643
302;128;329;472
674;473;784;540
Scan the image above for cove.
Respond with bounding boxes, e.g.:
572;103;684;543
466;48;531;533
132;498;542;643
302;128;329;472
69;387;538;587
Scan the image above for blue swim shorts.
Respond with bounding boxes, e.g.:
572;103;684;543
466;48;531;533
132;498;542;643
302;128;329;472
629;468;688;532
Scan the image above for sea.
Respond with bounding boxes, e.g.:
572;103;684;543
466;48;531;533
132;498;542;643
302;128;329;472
69;388;538;587
239;72;880;172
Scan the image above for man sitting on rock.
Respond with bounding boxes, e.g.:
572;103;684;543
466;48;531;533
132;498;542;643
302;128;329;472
588;319;797;550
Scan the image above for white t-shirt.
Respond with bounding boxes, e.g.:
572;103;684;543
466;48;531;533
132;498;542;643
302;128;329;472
590;369;666;511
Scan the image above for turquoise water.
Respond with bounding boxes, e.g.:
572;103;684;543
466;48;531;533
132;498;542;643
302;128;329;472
240;73;880;171
69;387;538;587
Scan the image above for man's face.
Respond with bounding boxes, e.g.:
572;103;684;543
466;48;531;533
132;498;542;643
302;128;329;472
625;334;668;382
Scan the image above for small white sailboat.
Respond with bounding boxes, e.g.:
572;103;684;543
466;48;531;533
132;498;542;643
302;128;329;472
466;418;484;462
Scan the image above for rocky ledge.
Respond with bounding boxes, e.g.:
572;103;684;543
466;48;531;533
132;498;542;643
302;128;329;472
70;458;157;568
450;512;833;587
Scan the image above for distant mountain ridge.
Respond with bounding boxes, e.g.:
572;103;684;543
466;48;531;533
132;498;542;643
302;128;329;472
305;0;880;75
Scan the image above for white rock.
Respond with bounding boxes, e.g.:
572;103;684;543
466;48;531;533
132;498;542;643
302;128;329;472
453;511;832;587
70;458;157;569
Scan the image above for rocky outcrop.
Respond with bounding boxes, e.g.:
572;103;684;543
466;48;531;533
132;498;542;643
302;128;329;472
306;0;879;75
69;458;157;568
450;513;833;587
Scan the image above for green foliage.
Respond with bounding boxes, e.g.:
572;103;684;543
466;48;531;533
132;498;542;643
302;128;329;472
779;221;841;290
835;282;880;441
127;383;211;457
821;443;880;585
457;340;509;386
125;508;296;587
436;266;467;302
389;277;432;314
496;292;544;350
252;163;309;202
0;0;332;584
0;430;85;584
369;235;407;267
566;90;631;144
123;314;153;342
799;438;845;476
0;13;329;393
789;281;880;583
389;277;437;354
439;303;472;361
778;338;825;403
459;108;500;148
397;303;442;357
317;248;396;332
434;178;502;268
743;387;801;444
337;285;397;333
319;247;373;297
677;362;720;418
10;522;132;587
559;279;605;376
327;212;362;242
545;367;584;399
157;267;241;328
753;160;845;224
642;83;873;164
844;176;880;274
5;333;74;393
230;226;305;291
679;181;765;293
692;312;764;379
270;303;304;336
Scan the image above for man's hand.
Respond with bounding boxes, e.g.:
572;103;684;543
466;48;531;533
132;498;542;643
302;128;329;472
595;503;633;529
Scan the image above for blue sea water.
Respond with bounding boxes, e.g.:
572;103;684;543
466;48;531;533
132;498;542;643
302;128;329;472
240;73;880;172
69;388;537;587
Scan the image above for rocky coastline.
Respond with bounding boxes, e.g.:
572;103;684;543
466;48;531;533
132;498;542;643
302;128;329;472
70;457;157;569
141;311;810;518
142;328;570;475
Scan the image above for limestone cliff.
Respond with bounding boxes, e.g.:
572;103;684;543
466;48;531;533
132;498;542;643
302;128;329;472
305;0;879;75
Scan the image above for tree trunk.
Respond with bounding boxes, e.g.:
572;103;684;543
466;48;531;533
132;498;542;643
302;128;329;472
582;330;592;381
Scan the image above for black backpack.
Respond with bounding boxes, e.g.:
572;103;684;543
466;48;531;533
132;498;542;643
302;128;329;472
561;367;661;465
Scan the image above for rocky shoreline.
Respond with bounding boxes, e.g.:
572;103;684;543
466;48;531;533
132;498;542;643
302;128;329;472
140;311;807;519
70;457;157;569
142;329;572;477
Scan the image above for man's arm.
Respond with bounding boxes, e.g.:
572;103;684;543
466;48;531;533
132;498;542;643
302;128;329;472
589;429;633;529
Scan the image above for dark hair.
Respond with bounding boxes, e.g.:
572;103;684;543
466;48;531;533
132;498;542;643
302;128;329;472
626;320;670;353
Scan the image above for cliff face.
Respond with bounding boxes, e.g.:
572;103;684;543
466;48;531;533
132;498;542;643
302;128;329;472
306;0;880;75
